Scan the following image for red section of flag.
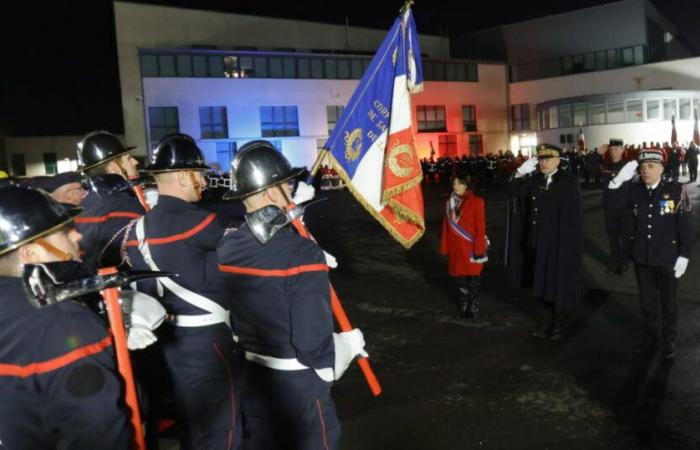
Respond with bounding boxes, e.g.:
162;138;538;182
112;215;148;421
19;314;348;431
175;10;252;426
693;109;700;146
577;126;586;152
671;115;678;145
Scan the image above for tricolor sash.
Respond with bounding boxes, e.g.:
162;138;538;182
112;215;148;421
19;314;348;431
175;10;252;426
446;195;474;243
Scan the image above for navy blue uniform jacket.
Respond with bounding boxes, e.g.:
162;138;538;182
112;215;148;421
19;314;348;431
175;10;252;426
0;277;131;449
217;223;335;370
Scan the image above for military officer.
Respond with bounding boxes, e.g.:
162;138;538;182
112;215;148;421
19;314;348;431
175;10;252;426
123;134;240;449
75;131;146;271
598;139;637;274
217;140;367;450
618;148;694;359
507;143;584;341
0;185;133;449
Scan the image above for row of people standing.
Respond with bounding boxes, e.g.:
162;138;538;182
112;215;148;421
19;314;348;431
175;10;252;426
0;131;368;450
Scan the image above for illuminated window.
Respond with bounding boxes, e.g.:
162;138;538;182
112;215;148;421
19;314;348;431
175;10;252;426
43;153;58;175
679;99;692;120
646;99;660;121
462;105;477;132
327;106;345;134
438;134;457;155
469;134;483;155
573;103;587;126
417;106;446;132
216;142;237;173
626;99;643;122
663;98;677;120
511;104;530;131
588;102;605;125
260;106;299;137
558;104;572;127
606;100;624;123
148;107;179;149
199;107;228;139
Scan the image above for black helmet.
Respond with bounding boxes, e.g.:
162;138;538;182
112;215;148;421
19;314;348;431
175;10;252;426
77;131;135;172
144;134;210;173
224;140;304;200
0;186;79;256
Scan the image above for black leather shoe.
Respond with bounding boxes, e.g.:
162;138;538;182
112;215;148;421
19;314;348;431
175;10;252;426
549;328;563;342
663;342;676;359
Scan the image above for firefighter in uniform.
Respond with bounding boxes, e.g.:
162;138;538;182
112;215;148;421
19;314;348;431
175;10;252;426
217;140;367;450
0;185;133;449
617;148;694;359
598;139;637;275
507;144;584;341
75;130;146;271
124;134;240;449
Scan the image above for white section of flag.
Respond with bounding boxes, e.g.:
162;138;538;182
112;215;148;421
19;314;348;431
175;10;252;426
388;74;411;134
351;130;387;212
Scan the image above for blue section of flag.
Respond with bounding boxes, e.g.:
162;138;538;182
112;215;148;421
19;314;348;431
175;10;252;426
324;10;422;180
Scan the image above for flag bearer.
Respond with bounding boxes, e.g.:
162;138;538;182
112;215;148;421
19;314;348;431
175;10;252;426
218;140;367;450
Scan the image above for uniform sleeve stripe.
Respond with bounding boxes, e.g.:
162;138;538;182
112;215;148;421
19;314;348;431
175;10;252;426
75;211;142;224
0;335;113;378
125;213;216;247
218;263;329;277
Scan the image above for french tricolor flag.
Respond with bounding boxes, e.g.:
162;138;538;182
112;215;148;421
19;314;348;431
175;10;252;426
324;5;425;248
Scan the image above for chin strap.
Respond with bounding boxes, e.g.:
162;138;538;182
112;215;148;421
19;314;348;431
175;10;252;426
35;238;74;261
188;171;203;202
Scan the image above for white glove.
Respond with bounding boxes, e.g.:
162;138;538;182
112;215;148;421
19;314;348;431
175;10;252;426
333;329;369;381
123;291;167;331
516;157;538;177
324;250;338;269
470;255;489;264
608;160;638;189
144;188;159;208
674;256;689;278
292;181;315;204
127;326;158;350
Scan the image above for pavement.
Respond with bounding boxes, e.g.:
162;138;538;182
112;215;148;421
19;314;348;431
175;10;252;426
300;175;700;450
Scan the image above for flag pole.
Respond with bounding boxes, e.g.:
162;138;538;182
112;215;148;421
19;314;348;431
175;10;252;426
288;215;383;396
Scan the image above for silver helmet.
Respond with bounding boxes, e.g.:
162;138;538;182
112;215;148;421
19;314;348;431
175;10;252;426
223;140;304;200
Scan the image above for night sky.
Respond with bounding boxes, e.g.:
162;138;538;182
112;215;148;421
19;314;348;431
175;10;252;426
2;0;699;137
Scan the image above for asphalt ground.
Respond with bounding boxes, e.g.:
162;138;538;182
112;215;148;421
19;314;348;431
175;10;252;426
301;175;700;450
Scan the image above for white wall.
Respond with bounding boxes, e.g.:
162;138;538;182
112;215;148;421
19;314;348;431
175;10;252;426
142;64;509;167
113;1;448;155
4;135;85;177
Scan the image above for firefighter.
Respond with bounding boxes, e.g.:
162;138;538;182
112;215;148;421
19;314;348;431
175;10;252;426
0;185;133;449
217;140;366;450
124;133;241;449
75;130;146;271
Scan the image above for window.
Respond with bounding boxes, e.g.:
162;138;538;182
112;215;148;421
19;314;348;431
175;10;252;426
283;58;296;78
148;107;179;149
208;56;224;77
584;53;595;71
511;104;530;131
254;57;268;78
589;102;605;125
621;47;635;66
595;51;606;70
634;45;645;65
141;54;158;77
158;55;176;77
606;49;619;68
469;134;483;155
199;107;228;139
462;105;477;132
679;99;692;120
438;135;457;156
558;104;572;128
559;134;574;144
663;98;677;120
239;57;254;78
326;106;345;134
324;59;337;78
297;58;311;78
416;106;446;132
43;153;57;175
269;58;283;78
310;59;324;79
606;100;624;123
539;108;550;130
260;106;299;137
573;103;587;126
193;55;208;77
215;142;237;173
467;64;478;82
337;59;350;79
646;99;660;120
178;55;193;77
549;106;558;129
626;99;643;122
10;154;25;176
351;60;364;79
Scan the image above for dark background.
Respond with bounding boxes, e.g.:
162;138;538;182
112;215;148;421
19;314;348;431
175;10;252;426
2;0;699;137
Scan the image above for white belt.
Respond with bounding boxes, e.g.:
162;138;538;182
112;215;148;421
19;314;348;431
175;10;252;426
171;311;230;328
245;351;334;382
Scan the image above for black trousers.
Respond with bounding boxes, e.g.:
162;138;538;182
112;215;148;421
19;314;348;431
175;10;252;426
633;263;679;345
689;161;698;182
242;364;341;450
604;207;627;270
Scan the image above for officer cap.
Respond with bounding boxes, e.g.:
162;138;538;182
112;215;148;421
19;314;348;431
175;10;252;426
77;131;135;172
34;172;83;193
143;134;210;173
535;143;562;159
609;138;624;147
0;186;79;256
638;148;666;165
223;140;304;200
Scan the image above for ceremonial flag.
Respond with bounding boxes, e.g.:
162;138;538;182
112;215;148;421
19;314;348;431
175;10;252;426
323;5;425;248
577;125;586;153
693;109;700;146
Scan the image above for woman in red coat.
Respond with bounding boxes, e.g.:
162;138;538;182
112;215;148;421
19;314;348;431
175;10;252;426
440;174;488;319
